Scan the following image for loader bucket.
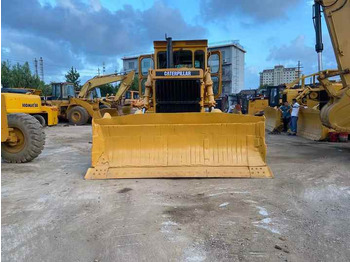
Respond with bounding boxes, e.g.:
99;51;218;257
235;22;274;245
298;107;330;140
264;107;282;132
85;113;273;179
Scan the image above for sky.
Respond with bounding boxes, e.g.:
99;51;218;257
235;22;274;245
1;0;338;88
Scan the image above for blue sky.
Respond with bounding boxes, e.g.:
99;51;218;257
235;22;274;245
1;0;337;88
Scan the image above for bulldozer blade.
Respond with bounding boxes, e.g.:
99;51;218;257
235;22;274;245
85;113;273;179
298;108;330;141
264;107;282;132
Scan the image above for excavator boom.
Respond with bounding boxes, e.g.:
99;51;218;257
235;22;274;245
315;0;350;132
78;71;135;100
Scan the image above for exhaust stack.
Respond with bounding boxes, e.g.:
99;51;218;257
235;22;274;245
166;35;174;68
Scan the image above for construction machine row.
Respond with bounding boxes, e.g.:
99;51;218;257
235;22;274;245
1;0;349;182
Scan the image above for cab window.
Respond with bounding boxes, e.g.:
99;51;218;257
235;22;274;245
67;85;75;98
173;50;192;68
195;50;205;69
141;58;154;74
157;51;167;69
208;54;220;73
125;91;131;99
52;84;61;98
94;88;101;98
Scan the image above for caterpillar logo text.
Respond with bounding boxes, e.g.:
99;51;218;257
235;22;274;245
22;103;39;108
156;71;200;77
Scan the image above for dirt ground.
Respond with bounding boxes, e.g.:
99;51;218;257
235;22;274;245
2;124;350;262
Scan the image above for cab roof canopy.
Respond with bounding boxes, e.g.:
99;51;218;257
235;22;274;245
153;39;208;49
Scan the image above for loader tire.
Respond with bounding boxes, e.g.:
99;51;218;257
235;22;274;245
33;114;46;127
1;113;45;163
67;106;89;125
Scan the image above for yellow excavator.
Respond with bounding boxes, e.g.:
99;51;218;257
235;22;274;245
314;0;350;133
85;38;273;180
264;74;314;134
46;71;135;125
264;73;341;140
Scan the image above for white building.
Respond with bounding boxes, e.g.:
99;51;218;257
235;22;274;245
208;40;246;95
121;40;246;95
260;65;298;86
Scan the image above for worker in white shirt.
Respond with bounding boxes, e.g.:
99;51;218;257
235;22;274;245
289;99;300;135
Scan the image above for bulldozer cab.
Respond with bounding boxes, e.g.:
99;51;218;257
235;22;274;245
138;39;222;113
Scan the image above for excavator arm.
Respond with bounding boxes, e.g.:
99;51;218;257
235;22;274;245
314;0;350;132
78;71;135;99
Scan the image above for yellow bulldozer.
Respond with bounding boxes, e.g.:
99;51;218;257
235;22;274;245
247;95;269;116
85;38;273;180
46;71;135;125
1;93;45;163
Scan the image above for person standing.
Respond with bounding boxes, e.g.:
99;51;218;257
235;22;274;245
290;99;300;135
279;101;291;132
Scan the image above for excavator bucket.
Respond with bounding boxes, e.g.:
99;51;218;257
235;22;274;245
264;107;282;132
85;113;273;179
298;108;330;140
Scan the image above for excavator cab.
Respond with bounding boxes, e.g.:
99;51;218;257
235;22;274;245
85;38;273;180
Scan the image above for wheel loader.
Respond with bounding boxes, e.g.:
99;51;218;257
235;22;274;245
46;71;135;125
1;89;58;127
1;94;45;163
85;38;273;180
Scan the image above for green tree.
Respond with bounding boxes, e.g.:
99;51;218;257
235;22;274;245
1;61;11;88
1;61;47;91
99;83;116;97
65;67;80;90
37;83;52;96
130;76;139;91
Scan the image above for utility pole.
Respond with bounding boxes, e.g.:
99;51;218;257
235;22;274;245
297;60;303;86
39;57;44;82
97;67;100;76
102;62;105;75
34;58;38;78
297;61;302;78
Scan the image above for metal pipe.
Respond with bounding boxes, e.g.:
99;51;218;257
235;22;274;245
313;1;324;71
318;52;323;72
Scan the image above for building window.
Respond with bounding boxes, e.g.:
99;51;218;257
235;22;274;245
128;62;135;69
221;51;226;60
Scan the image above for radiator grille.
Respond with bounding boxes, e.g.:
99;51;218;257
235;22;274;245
155;79;201;113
